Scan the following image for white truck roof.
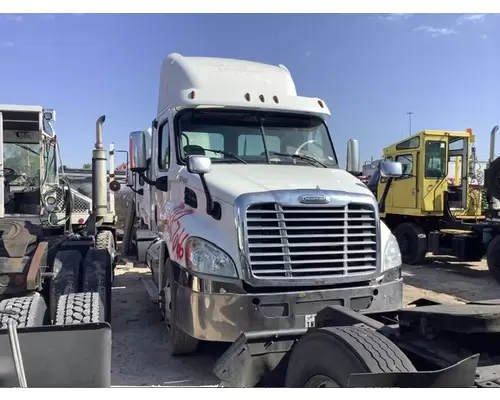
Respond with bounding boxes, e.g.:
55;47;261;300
0;104;43;113
157;53;330;119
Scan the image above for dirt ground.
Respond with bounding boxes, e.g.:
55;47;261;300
403;255;500;304
110;256;500;387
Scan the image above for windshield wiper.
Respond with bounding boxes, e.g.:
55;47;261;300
205;149;248;164
269;152;327;168
16;144;39;157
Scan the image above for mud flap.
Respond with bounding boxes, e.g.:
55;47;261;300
347;354;480;388
214;329;306;387
0;322;111;387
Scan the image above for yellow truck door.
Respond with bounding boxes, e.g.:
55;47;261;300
421;139;448;213
391;152;418;210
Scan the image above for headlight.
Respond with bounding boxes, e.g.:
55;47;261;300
185;237;238;278
382;233;402;272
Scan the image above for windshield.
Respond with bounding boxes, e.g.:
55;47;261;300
4;143;41;180
43;143;57;183
177;109;339;168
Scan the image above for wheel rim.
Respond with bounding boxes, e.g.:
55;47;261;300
305;375;339;388
163;276;173;334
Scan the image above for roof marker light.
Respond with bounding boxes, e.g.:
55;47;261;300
318;100;324;108
188;91;196;99
244;93;251;101
273;95;279;104
259;94;265;102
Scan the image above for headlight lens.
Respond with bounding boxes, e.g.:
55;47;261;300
382;233;402;272
185;237;238;278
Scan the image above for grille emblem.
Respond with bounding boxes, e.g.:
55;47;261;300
298;195;330;205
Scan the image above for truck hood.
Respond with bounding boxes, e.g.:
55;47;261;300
201;164;373;204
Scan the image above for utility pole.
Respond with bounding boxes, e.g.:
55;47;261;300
406;112;414;136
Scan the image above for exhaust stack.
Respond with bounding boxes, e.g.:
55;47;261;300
489;125;499;164
92;115;108;219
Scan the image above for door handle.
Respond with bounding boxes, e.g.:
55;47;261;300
412;188;417;195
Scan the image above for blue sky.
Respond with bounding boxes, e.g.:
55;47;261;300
1;13;499;168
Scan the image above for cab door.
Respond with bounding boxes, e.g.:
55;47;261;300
391;152;418;210
421;138;448;213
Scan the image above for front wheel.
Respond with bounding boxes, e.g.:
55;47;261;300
162;260;199;356
285;326;416;387
393;222;427;265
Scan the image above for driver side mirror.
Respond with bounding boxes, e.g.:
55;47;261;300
129;131;147;173
346;139;361;176
187;155;212;175
379;161;403;178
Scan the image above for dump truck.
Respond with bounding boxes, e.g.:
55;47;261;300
0;105;116;332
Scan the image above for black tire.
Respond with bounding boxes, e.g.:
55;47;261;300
82;233;113;324
50;249;82;323
95;230;116;284
55;292;104;325
162;260;199;355
393;222;427;265
0;294;48;329
285;326;416;387
486;234;500;284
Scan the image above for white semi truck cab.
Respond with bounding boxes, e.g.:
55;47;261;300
119;53;404;355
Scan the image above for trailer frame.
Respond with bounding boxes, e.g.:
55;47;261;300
213;298;500;388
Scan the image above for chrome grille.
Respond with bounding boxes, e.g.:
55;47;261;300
245;203;377;279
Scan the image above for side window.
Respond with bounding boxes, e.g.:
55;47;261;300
425;141;447;179
396;136;420;151
449;138;464;151
395;154;414;178
158;121;170;170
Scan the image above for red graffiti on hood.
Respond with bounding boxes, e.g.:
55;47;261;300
163;203;195;260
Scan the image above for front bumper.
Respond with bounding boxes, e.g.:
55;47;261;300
176;278;403;342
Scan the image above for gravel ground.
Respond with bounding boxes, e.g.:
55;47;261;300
110;254;500;387
111;264;221;387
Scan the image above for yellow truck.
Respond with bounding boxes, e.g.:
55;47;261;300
367;128;486;266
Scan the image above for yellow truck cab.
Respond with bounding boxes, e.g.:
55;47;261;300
370;129;484;265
